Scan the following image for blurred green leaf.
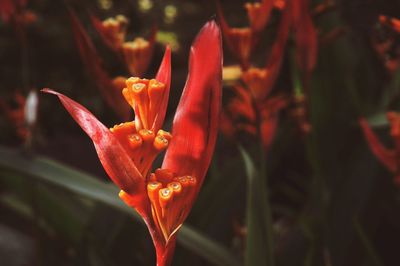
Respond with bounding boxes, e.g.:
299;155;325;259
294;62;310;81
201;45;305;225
239;145;274;266
366;112;388;127
0;145;240;266
353;217;384;266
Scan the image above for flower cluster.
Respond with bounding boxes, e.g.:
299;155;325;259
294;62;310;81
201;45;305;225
44;21;222;266
218;0;318;154
68;9;157;120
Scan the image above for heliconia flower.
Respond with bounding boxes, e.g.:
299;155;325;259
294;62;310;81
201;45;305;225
217;0;285;67
216;0;260;69
122;25;157;77
68;8;131;120
90;12;157;77
359;115;400;185
43;21;222;266
239;11;290;104
90;14;128;53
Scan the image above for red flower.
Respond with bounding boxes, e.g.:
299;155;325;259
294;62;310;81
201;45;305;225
90;13;157;77
216;0;274;69
121;26;157;77
43;21;222;266
359;114;400;185
90;14;128;53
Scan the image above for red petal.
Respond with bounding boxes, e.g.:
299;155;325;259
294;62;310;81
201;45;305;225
162;21;222;188
259;96;288;153
259;0;291;100
41;89;146;196
359;118;396;172
293;0;318;73
153;46;171;131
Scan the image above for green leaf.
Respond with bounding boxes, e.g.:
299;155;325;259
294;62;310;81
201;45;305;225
239;145;274;266
0;145;240;266
366;112;388;127
353;217;384;266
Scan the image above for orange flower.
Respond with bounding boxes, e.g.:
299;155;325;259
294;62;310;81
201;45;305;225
122;26;157;77
90;14;128;52
216;0;274;69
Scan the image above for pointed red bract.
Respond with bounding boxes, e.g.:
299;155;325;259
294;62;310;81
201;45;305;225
359;118;396;172
162;21;222;189
153;46;171;131
293;0;318;74
259;95;288;153
42;89;146;197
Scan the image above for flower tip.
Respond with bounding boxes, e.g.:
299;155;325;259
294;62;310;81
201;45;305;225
202;19;221;37
41;88;58;95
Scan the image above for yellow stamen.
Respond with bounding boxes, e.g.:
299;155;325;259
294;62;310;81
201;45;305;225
122;77;166;132
128;134;142;149
139;129;155;142
153;135;169;151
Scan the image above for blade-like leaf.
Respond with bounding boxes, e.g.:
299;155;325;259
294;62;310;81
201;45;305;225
0;145;239;266
239;145;274;266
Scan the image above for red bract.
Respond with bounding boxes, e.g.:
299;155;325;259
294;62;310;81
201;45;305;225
359;115;400;185
270;0;318;89
43;21;222;266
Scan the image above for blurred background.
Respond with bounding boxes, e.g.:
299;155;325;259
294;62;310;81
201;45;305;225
1;0;400;265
